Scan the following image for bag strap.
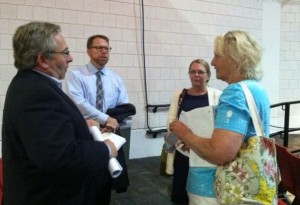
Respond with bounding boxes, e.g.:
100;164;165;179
177;88;188;119
239;82;264;137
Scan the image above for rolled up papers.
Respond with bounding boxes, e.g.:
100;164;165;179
89;126;124;178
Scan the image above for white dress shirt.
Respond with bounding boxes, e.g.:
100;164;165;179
65;62;128;125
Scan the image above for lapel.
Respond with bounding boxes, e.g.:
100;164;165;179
20;70;82;113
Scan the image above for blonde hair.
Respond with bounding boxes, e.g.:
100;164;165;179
214;31;262;80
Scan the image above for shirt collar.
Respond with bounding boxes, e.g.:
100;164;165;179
33;69;62;89
87;62;107;75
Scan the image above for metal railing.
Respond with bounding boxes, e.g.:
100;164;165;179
145;101;300;142
270;100;300;147
146;104;170;138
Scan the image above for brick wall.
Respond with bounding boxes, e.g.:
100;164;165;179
1;0;298;158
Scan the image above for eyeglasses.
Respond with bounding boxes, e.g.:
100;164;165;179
89;46;112;52
50;50;70;57
227;31;236;40
189;70;207;75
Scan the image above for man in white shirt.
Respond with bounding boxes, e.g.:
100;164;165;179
66;34;130;194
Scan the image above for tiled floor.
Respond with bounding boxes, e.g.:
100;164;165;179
274;134;300;150
111;156;174;205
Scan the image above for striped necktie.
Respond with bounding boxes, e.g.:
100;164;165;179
96;71;104;111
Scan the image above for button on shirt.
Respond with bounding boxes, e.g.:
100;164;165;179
65;63;128;125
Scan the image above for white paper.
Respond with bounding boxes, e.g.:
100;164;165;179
101;132;126;150
108;158;123;178
179;106;216;168
89;126;125;178
89;126;126;151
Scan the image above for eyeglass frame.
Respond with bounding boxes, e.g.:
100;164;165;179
226;31;236;40
189;70;207;75
50;49;70;57
89;46;112;52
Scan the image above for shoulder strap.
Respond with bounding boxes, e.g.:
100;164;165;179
177;88;188;119
239;82;264;136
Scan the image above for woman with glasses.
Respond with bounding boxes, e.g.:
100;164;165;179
165;59;221;205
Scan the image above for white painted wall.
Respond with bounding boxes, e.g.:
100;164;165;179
261;2;281;105
273;2;300;134
0;0;299;159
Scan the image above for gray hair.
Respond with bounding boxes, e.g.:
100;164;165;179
214;30;262;80
13;21;61;70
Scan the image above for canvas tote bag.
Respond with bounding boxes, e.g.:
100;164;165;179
214;82;278;205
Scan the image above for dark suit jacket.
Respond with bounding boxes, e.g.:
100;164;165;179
2;70;110;205
106;103;136;123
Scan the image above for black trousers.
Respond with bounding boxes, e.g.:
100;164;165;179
111;129;129;192
90;170;112;205
172;150;189;205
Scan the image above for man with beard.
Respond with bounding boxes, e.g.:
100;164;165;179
2;22;117;205
65;35;130;197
